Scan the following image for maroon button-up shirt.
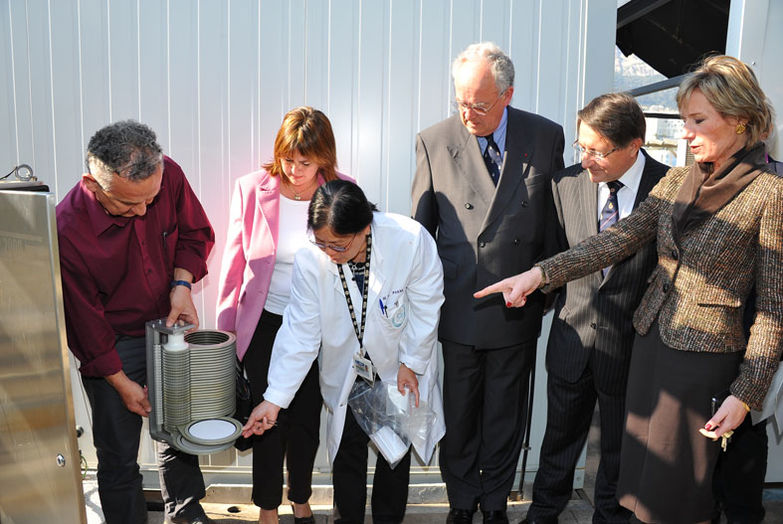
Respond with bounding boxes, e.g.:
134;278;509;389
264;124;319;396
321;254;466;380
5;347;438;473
56;156;215;377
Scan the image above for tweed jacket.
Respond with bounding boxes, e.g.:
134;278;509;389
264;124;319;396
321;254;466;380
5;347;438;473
538;163;783;409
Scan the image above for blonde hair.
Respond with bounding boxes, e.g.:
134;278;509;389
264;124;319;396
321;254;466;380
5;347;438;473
262;106;338;181
677;55;775;146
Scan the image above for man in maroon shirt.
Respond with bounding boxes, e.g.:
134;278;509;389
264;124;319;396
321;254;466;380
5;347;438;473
57;121;216;524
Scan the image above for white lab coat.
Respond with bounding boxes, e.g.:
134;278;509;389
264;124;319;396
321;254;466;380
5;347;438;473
263;212;446;464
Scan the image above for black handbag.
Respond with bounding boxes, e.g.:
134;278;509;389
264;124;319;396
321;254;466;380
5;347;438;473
233;357;254;451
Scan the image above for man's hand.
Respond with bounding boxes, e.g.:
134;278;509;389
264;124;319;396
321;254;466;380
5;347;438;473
105;371;151;417
242;400;281;438
397;363;420;408
704;394;749;438
473;267;544;308
167;268;198;328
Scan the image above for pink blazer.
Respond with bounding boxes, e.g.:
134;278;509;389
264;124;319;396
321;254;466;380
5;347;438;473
216;169;354;360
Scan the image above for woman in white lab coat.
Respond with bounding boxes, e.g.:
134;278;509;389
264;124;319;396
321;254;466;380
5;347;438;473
242;180;445;524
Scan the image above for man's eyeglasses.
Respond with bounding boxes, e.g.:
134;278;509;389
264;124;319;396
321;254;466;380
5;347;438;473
454;89;507;117
572;141;618;160
310;232;357;253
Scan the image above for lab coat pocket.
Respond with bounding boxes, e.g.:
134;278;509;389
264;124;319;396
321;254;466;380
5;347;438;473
379;293;409;331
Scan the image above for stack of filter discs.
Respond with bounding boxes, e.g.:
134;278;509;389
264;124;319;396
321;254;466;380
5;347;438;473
178;330;242;449
162;346;190;428
185;330;236;419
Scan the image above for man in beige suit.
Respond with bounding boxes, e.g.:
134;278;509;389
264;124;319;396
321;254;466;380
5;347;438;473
411;42;564;524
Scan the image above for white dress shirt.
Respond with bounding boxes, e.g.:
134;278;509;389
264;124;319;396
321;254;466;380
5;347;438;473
596;150;646;222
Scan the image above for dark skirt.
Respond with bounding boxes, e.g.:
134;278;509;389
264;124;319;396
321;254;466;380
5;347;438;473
616;320;743;523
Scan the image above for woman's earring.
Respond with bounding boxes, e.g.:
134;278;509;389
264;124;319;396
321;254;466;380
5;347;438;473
735;122;747;135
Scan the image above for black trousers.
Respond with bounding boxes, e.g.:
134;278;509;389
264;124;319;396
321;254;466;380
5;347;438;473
332;406;412;524
527;352;631;523
712;416;768;523
243;309;322;510
439;339;535;512
82;336;206;524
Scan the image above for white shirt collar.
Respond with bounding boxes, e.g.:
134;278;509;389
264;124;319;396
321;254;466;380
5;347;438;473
597;150;646;221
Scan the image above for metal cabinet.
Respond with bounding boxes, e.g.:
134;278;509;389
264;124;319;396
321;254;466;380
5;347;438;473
0;190;85;524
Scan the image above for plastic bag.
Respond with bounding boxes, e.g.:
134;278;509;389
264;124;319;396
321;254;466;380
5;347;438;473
233;357;254;451
347;380;437;468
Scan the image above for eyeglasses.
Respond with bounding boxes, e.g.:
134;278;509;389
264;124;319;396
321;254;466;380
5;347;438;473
572;141;618;160
310;232;357;253
454;89;507;116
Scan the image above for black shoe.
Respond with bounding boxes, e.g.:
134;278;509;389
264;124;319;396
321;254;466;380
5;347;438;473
483;510;509;524
168;516;216;524
294;515;316;524
519;518;557;524
447;508;476;524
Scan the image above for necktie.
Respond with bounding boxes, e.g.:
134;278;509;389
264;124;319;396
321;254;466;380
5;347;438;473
599;180;623;276
482;134;502;185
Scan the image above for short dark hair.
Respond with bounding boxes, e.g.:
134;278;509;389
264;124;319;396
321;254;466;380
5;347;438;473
307;180;378;235
577;93;646;148
86;120;163;182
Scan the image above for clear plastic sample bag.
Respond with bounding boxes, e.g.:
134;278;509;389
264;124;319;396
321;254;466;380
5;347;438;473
347;379;437;468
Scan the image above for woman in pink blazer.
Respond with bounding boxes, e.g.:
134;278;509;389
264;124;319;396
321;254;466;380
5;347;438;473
216;107;353;524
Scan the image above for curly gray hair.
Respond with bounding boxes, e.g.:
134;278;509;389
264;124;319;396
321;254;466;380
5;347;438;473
86;120;163;183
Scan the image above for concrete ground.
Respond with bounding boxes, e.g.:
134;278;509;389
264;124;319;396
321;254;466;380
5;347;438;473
83;408;783;523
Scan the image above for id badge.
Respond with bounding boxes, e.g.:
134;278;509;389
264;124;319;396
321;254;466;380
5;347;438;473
353;353;375;385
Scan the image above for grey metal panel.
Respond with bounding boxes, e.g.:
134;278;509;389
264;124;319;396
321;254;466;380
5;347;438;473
23;1;59;196
80;0;112;139
355;1;386;205
508;0;540;113
0;190;85;524
415;0;451;132
385;0;418;213
168;0;200;176
108;0;141;121
327;0;359;187
304;0;328;110
138;0;169;144
480;0;511;49
194;0;229;337
0;2;17;164
8;4;34;166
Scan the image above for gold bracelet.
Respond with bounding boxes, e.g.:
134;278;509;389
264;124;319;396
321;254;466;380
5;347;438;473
741;400;751;412
536;265;549;289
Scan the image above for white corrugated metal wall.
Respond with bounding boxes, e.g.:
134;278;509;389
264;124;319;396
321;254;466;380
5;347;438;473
0;0;616;487
726;0;783;482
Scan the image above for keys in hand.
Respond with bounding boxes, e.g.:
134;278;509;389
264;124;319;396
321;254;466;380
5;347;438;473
699;427;733;451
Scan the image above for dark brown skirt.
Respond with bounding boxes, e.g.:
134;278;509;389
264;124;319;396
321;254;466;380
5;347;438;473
616;320;743;523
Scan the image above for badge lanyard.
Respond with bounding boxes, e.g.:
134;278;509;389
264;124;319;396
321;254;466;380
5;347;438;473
337;231;372;356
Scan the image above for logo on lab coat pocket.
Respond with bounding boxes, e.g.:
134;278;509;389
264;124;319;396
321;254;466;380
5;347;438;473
390;302;407;328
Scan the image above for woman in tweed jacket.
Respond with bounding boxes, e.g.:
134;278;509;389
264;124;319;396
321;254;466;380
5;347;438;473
477;55;782;523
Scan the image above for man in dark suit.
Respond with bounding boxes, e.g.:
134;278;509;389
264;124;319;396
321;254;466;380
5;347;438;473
524;93;668;524
411;42;565;524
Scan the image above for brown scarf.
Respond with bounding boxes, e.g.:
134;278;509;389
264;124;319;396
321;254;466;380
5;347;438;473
672;142;767;240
